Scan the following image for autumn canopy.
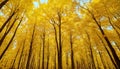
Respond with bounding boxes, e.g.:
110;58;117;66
0;0;120;69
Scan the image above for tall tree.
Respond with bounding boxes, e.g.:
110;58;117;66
0;16;23;60
0;15;18;46
46;39;50;69
96;32;118;68
57;11;62;69
26;24;36;69
0;10;17;33
69;31;75;69
17;38;26;69
85;31;96;69
80;6;120;68
41;28;45;69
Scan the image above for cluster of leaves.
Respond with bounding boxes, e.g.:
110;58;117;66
0;0;120;69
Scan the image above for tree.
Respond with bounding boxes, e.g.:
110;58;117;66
26;24;36;69
79;5;120;68
69;31;75;69
0;16;23;60
0;0;120;69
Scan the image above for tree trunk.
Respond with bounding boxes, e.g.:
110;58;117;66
11;47;21;69
69;31;75;69
96;32;118;68
107;17;120;38
42;28;45;69
58;12;62;69
52;24;58;69
0;0;9;9
38;40;41;69
84;7;120;68
54;51;56;69
17;38;26;69
46;39;49;69
0;11;16;32
86;32;96;69
26;24;36;69
0;17;22;60
0;16;18;46
98;51;106;69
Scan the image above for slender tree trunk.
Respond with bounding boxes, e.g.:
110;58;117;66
87;8;120;68
0;11;16;32
96;32;118;68
42;28;45;69
86;32;96;69
107;17;120;50
98;51;106;69
104;4;120;31
46;39;49;69
80;58;86;69
52;24;59;52
96;23;120;68
0;17;18;46
114;42;120;51
96;58;100;69
69;31;75;69
114;24;120;31
49;12;62;69
108;17;120;38
26;24;36;69
0;17;22;60
54;51;56;69
38;41;41;69
94;34;106;69
18;38;26;69
0;0;9;9
50;12;62;69
58;12;62;69
76;60;80;69
52;24;59;69
11;46;21;69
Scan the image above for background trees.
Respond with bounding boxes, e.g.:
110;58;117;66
0;0;120;69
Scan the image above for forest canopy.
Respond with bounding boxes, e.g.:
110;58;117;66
0;0;120;69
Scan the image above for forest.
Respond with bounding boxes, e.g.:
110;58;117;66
0;0;120;69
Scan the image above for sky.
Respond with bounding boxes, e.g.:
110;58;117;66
0;11;4;16
107;26;113;30
40;0;48;4
79;0;90;5
33;2;39;8
33;0;90;8
33;0;48;8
